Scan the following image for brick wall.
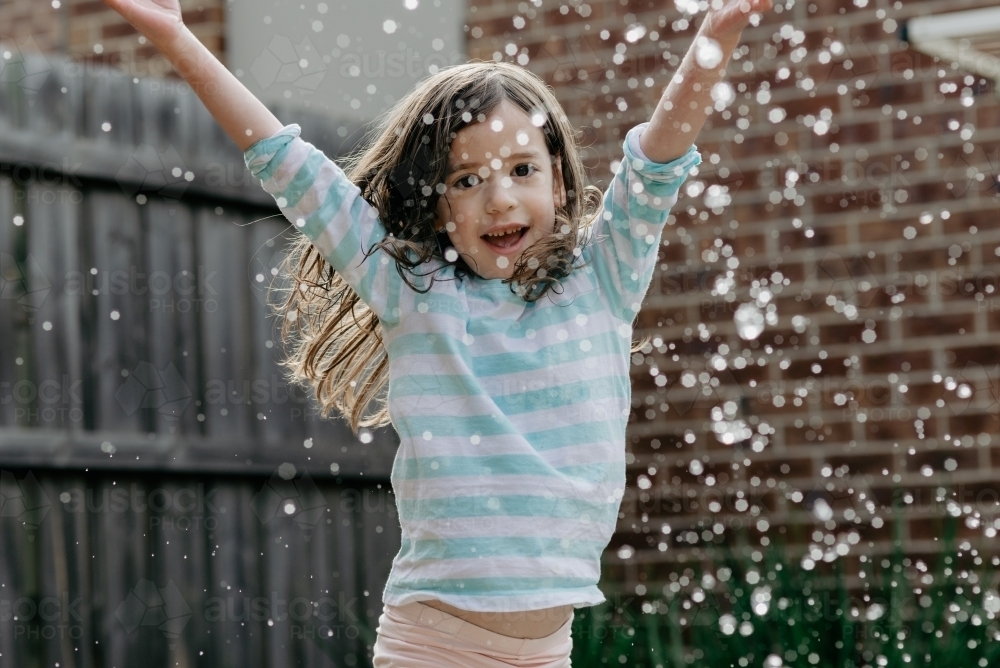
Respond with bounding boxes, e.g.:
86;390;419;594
0;0;226;76
467;0;1000;597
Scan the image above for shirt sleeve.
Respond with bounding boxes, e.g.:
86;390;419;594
585;122;702;322
244;124;405;326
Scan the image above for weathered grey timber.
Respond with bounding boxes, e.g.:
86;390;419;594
0;49;400;668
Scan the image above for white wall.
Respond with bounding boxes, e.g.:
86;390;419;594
226;0;467;126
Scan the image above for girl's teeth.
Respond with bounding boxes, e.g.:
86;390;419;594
485;229;524;248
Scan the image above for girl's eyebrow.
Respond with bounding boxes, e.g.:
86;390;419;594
447;150;545;175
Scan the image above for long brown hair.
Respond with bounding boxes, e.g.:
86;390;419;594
273;61;640;435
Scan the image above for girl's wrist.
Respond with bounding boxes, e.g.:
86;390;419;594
152;22;196;64
159;27;212;83
700;13;744;50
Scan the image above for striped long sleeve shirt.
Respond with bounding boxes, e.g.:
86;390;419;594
245;123;701;612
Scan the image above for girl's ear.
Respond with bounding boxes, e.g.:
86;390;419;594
552;156;567;209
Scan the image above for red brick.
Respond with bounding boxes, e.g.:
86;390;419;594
865;418;922;442
101;21;137;39
863;351;932;374
826;453;894;477
785;421;854;447
903;314;975;338
70;0;109;16
951;346;1000;367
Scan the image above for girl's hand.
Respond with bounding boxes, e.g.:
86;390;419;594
101;0;185;48
703;0;773;41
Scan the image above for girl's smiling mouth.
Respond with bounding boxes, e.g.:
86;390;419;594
481;225;528;253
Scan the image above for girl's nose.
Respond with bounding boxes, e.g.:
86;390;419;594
484;176;517;214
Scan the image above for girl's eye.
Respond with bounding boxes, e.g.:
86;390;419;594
455;174;481;189
514;164;536;177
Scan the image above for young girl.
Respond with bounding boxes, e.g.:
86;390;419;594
104;0;772;665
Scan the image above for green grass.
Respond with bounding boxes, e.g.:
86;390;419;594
571;517;1000;667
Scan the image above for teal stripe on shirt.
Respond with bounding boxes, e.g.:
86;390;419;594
394;456;620;484
393;453;561;480
393;413;514;440
397;536;607;561
396;494;618;523
391;375;626;416
385;576;598;596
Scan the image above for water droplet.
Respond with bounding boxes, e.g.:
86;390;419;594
710;81;735;107
624;24;646;43
734;302;764;340
811;498;833;522
694;36;723;69
719;613;737;635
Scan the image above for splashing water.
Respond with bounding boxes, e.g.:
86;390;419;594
734;302;764;340
694;36;723;69
711;81;735;107
811;498;834;522
719;613;737;635
624;24;646;43
751;586;772;616
711;402;752;445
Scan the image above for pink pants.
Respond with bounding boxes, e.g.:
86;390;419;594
371;601;574;667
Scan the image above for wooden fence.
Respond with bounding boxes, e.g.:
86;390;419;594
0;49;400;668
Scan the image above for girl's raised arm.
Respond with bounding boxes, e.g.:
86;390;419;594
639;0;773;164
102;0;284;151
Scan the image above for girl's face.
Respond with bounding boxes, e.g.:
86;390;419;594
435;100;566;280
